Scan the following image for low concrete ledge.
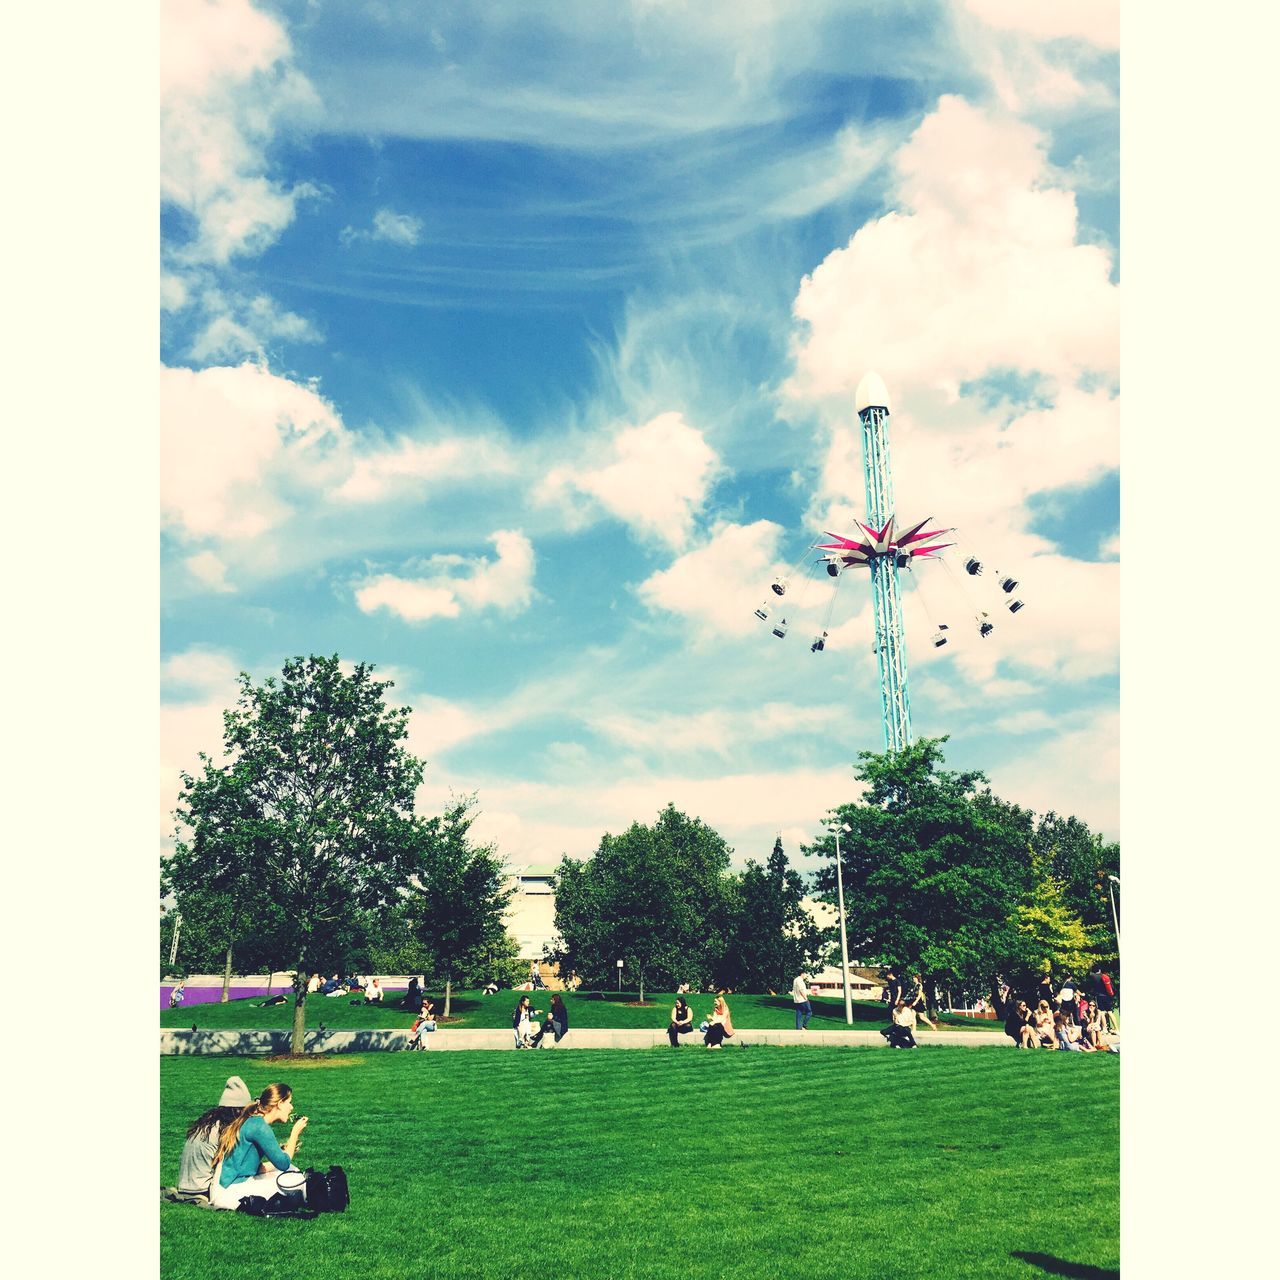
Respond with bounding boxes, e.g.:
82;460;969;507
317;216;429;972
161;1027;1013;1055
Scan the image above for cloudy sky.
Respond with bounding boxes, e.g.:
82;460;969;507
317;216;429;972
159;0;1120;872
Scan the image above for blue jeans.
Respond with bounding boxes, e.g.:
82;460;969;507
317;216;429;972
795;1000;812;1030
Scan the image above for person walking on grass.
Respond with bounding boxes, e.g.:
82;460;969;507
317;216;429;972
792;971;813;1030
908;972;937;1030
668;996;695;1047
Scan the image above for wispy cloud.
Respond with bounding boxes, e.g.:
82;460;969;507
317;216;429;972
340;207;426;247
354;530;537;622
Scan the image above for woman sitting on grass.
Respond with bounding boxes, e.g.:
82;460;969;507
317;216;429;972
174;1075;252;1201
208;1083;308;1211
703;996;734;1049
1054;1013;1096;1053
886;1000;919;1048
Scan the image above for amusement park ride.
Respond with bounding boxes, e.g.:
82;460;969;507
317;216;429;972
754;372;1026;753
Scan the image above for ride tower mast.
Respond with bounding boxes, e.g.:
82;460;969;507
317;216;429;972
855;371;912;753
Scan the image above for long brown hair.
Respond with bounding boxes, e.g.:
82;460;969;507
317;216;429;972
186;1105;242;1142
213;1083;292;1166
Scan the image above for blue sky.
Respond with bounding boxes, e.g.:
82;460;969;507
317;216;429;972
160;0;1121;872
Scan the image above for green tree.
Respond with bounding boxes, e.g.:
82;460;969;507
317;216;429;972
720;837;828;992
166;655;427;1053
1031;811;1120;966
548;804;734;999
807;737;1035;1003
1009;855;1100;992
401;798;514;1016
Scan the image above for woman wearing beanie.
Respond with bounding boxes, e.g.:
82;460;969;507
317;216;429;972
175;1076;253;1201
208;1083;308;1210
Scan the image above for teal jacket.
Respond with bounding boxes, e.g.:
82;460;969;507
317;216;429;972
218;1115;291;1187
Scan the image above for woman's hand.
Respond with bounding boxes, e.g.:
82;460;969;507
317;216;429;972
291;1116;309;1138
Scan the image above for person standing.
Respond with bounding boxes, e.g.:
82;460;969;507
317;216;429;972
883;967;904;1022
791;971;813;1030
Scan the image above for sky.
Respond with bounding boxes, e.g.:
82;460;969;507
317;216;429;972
158;0;1121;875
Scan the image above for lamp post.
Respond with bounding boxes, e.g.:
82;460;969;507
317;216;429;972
616;959;623;992
1107;875;1120;956
830;821;854;1025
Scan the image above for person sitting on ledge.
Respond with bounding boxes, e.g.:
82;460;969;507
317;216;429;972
668;996;695;1047
703;996;734;1049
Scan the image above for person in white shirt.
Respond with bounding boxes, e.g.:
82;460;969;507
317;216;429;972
364;976;383;1003
791;971;813;1030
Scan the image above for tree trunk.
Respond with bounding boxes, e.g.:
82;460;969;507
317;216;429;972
266;971;274;999
639;970;645;1002
444;975;452;1018
291;967;308;1055
221;946;233;1002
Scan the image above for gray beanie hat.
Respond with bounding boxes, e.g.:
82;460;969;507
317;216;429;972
219;1075;252;1108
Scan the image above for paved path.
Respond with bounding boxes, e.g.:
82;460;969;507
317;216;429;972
161;1026;1025;1055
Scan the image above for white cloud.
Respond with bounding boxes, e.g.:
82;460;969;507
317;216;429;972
432;764;860;866
184;549;234;592
355;529;537;622
340;208;425;247
988;709;1119;837
636;520;785;639
161;361;348;541
188;289;322;362
786;95;1118;405
161;0;320;264
540;412;722;550
963;0;1120;49
161;647;241;695
335;434;517;503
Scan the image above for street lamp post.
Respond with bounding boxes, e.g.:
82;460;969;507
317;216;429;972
1107;875;1120;956
616;959;623;992
831;821;854;1025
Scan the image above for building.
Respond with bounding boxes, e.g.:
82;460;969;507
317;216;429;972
503;863;563;985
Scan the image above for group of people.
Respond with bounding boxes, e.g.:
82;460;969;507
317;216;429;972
173;1075;309;1210
1002;967;1119;1052
876;967;936;1048
666;994;734;1048
512;993;569;1047
305;973;384;1003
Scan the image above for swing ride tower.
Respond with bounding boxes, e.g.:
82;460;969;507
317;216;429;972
854;372;911;753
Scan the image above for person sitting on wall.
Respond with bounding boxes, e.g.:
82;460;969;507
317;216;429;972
668;996;695;1047
169;983;186;1009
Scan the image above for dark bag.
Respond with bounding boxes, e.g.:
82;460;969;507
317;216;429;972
235;1188;316;1219
287;1166;350;1213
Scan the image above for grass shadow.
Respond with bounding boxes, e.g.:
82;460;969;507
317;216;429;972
1012;1251;1119;1279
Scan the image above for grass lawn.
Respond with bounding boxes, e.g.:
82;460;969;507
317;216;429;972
161;1047;1117;1280
160;989;1005;1034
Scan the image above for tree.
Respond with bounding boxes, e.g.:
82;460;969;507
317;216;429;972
548;804;735;999
807;737;1035;1004
166;655;427;1053
720;837;828;992
1008;855;1100;994
401;798;514;1016
1031;811;1120;966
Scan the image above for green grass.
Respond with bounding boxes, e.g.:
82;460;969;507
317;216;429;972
161;1048;1117;1279
161;988;1005;1033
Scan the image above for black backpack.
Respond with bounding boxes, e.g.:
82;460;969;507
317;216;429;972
234;1167;349;1219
